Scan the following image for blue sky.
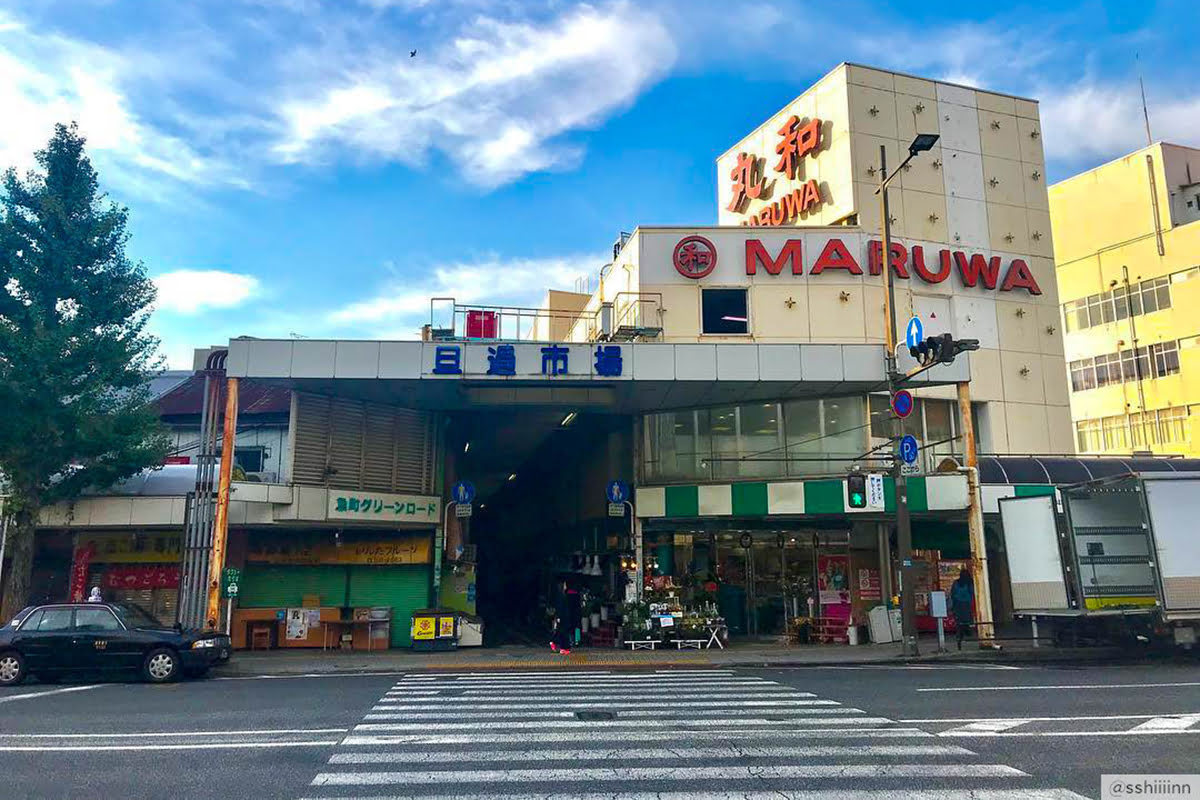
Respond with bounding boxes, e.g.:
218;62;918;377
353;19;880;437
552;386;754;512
2;0;1197;366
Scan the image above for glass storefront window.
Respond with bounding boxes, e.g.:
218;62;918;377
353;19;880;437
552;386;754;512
737;403;783;478
782;398;822;477
822;396;865;474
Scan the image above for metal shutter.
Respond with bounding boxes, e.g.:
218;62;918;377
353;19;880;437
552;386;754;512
238;566;348;608
393;409;432;493
346;564;431;647
291;392;433;493
363;403;397;491
328;399;365;490
292;394;332;485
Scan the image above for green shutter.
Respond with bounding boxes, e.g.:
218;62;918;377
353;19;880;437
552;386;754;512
347;565;431;647
664;485;699;517
238;566;348;608
731;482;768;516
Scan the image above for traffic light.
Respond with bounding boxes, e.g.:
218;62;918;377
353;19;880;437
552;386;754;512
847;472;867;509
909;333;979;367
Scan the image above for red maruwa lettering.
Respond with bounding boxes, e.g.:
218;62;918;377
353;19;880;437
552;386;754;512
1000;259;1042;294
867;240;910;278
746;239;803;275
811;238;862;275
911;246;952;283
954;251;1002;289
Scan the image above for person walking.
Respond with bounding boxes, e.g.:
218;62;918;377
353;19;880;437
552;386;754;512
550;579;575;655
950;568;975;650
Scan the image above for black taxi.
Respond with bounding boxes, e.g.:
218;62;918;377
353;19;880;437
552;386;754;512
0;602;231;686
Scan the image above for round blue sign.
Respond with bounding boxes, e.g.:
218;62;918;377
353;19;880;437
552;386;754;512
891;389;914;419
905;316;924;350
452;480;476;505
605;480;630;504
899;435;920;465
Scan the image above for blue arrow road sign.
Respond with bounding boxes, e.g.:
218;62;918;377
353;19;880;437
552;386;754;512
905;316;924;350
452;480;476;505
899;435;919;465
606;480;630;504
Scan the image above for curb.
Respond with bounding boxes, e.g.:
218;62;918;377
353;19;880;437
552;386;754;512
211;646;1135;677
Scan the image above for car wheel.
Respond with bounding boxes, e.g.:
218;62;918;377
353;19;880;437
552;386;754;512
0;651;26;687
142;648;179;683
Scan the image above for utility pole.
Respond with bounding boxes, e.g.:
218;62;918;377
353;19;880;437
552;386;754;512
878;144;918;657
205;377;238;630
957;381;994;644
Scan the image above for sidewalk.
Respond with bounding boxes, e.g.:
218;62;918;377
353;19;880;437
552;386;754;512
214;637;1124;676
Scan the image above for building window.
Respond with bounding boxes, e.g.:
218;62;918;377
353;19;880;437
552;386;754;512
1061;273;1180;333
701;288;749;335
1077;408;1190;453
1150;341;1180;378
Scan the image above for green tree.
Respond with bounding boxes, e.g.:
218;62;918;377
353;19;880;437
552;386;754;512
0;123;169;620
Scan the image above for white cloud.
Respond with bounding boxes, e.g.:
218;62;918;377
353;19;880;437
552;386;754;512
153;270;261;314
0;13;243;197
271;1;677;187
327;253;600;333
1039;83;1200;162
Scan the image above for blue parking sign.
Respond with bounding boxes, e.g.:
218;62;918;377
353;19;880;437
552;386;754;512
899;435;919;465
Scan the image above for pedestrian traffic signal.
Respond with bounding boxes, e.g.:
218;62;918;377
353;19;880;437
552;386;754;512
847;473;867;509
909;333;979;367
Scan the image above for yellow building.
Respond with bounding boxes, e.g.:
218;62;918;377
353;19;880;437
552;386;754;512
1050;143;1200;455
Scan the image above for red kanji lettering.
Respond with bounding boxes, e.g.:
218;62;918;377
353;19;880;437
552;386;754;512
727;152;767;212
774;116;822;179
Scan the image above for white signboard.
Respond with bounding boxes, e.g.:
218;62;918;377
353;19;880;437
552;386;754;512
866;474;885;510
327;491;440;524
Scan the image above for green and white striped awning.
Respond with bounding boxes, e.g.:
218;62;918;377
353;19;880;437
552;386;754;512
636;475;970;518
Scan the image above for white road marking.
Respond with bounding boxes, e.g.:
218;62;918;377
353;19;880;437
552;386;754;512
353;716;894;732
940;729;1200;738
918;681;1200;692
299;791;1088;800
340;729;935;745
0;741;340;752
389;680;771;689
311;764;1029;785
903;712;1200;724
1129;714;1200;732
328;744;978;764
373;700;835;711
0;727;347;739
362;707;860;720
943;720;1031;733
384;689;807;698
0;685;101;704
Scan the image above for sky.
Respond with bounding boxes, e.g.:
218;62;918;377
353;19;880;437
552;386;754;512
1;0;1197;367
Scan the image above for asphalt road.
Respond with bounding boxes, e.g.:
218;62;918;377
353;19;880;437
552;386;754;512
0;660;1195;799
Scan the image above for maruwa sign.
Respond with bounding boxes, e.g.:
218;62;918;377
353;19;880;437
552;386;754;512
674;235;1042;295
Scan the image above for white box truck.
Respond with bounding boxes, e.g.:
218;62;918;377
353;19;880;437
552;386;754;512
999;472;1200;649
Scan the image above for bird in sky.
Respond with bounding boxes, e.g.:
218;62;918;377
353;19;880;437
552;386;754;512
410;49;417;57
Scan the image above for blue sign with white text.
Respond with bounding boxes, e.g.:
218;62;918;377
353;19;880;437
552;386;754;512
452;481;476;505
899;435;919;465
605;480;630;504
905;317;924;351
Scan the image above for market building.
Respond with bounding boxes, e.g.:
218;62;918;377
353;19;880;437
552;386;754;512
28;63;1080;649
1049;142;1200;456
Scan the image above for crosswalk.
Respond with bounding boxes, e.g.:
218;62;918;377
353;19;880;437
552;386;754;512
301;669;1090;800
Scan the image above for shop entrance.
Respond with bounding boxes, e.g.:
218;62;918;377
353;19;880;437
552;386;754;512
444;409;634;647
643;526;856;639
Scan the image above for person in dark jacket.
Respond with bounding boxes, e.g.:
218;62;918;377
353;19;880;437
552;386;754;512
550;579;577;655
950;568;975;650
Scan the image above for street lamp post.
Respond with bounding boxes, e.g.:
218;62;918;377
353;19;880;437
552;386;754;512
876;134;938;658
